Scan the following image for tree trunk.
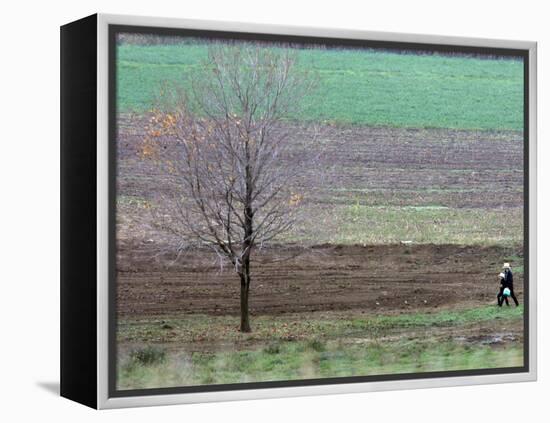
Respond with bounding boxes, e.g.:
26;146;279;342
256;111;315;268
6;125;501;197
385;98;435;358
241;151;253;333
239;270;251;332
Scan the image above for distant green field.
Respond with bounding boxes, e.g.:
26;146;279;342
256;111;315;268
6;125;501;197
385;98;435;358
117;42;524;130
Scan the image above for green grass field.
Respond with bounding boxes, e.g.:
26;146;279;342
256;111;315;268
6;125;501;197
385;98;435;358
117;42;523;130
117;305;524;389
119;340;522;389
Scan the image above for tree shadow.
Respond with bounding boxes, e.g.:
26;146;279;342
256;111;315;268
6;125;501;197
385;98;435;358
36;381;60;396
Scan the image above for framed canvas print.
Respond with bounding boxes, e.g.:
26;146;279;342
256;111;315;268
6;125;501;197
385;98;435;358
60;13;537;409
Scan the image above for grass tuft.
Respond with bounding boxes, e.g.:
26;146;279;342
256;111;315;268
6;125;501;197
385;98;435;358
125;346;166;368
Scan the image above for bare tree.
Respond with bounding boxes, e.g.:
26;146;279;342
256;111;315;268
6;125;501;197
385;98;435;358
145;43;317;332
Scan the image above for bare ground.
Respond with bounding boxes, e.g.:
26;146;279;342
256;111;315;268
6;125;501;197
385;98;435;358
116;243;523;319
116;116;524;211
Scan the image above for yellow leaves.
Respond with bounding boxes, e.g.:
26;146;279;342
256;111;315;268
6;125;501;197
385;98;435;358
139;137;160;160
289;192;304;207
162;113;177;129
141;143;153;157
146;111;177;139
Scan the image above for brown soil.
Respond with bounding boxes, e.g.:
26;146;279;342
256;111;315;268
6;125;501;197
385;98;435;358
116;243;523;319
117;117;523;211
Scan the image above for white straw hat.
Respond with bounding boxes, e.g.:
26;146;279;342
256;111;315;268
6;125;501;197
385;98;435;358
503;263;511;269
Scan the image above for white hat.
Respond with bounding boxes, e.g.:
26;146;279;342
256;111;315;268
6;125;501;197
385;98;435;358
503;263;511;269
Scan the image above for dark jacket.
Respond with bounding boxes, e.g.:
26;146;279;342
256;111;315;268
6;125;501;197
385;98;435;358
503;269;514;288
